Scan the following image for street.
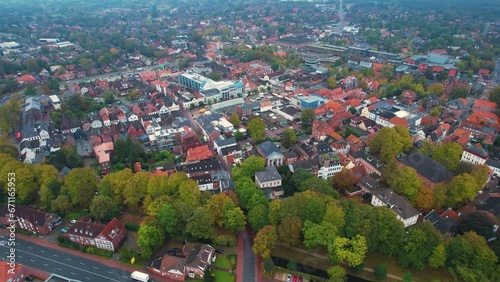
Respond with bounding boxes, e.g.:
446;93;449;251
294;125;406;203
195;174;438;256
0;235;135;282
241;228;257;282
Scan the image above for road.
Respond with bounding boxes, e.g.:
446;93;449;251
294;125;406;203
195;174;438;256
241;228;257;282
0;235;135;282
58;64;161;90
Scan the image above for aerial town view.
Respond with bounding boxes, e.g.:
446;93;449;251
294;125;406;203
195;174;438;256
0;0;499;281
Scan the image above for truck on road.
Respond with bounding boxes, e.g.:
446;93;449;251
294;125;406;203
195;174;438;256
131;271;150;282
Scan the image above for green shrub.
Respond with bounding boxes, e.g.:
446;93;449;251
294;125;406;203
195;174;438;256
263;258;274;274
286;260;297;271
214;236;228;246
125;222;139;231
227;254;236;267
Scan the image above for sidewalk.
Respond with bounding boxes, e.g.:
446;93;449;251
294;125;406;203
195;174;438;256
276;243;404;281
0;229;174;282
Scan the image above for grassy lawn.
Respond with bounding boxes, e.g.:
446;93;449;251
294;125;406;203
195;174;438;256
213;270;235;282
364;252;452;282
213;255;232;269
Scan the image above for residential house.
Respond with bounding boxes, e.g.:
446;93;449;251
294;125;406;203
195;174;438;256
275;106;301;121
461;145;489;165
371;188;420;227
148;243;216;281
424;209;458;235
93;141;114;171
486;159;500;177
0;206;61;236
317;154;342;179
346;135;365;153
177;160;222;177
181;131;203;154
65;218;126;251
473;100;497;114
311;119;342;141
444;98;468;119
257;141;284;167
358;175;380;194
475;189;500;216
0;261;26;282
186;145;213;163
255;166;284;199
352;151;385;177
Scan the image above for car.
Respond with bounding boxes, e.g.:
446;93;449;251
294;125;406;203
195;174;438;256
25;275;34;281
166;250;178;255
293;276;297;282
171;248;182;252
71;220;77;224
0;224;6;229
287;274;292;282
298;277;303;282
60;228;68;233
215;249;225;254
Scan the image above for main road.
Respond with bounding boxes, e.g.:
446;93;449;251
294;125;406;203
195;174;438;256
0;235;136;282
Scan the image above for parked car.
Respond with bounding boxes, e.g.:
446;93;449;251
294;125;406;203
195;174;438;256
166;250;180;255
298;277;303;282
215;249;225;254
293;276;297;282
25;275;34;281
287;274;292;282
0;224;6;229
60;228;68;233
171;248;182;253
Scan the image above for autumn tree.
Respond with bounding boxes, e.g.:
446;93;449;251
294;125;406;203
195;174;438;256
327;76;337;89
469;164;490;190
431;143;463;171
386;166;423;203
327;265;347;282
0;94;22;135
445;173;478;206
415;186;435;211
332;168;357;191
14;166;37;204
427;83;444;96
51;195;73;216
277;216;303;246
280;128;297;148
206;193;236;227
229;112;240;128
252;225;278;259
330;234;368;267
248;117;266;143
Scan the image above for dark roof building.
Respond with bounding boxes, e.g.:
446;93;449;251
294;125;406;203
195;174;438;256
399;152;454;186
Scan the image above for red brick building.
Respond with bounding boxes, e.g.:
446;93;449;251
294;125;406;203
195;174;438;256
0;261;26;282
66;218;126;251
0;206;61;236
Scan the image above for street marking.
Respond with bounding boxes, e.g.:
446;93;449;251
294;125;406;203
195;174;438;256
80;262;85;265
44;264;48;267
53;254;58;257
57;268;62;271
108;271;113;274
85;278;90;280
71;272;76;275
93;266;99;269
30;259;35;262
67;258;71;261
18;256;22;258
27;246;33;249
40;250;45;253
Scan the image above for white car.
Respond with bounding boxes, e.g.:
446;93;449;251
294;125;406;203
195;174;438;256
287;274;292;282
71;220;77;224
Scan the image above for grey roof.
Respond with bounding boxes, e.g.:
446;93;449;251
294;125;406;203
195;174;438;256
399;152;454;183
214;136;237;147
475;193;500;216
255;166;282;183
372;188;420;219
486;159;500;169
281;106;301;117
358;175;379;191
220;144;240;156
177;160;221;174
258;141;283;158
315;141;333;154
424;209;457;234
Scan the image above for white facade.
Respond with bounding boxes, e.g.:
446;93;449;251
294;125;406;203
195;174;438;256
371;193;419;228
317;162;342;179
461;150;488;165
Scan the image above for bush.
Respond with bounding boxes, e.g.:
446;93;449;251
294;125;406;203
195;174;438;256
125;222;139;231
227;254;237;267
374;264;388;280
403;271;413;282
263;258;274;274
286;260;297;271
57;236;80;250
214;236;227;246
351;262;364;273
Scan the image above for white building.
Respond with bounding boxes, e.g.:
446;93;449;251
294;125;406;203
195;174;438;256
371;188;420;227
179;71;244;102
486;159;500;177
461;145;489;165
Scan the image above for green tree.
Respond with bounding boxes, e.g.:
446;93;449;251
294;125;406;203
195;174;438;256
445;173;478;206
431;143;463;171
403;272;413;282
206;193;235;227
449;86;468;99
248;117;266;143
90;195;119;221
280;128;297;148
51;195;73;215
223;207;246;232
15;167;37;204
457;211;496;240
330;235;368;267
428;244;446;269
374;264;388;281
469;164;490;189
386;166;422;203
61;167;98;208
248;204;269;231
490;86;500;105
252;225;277;259
103;89;116;104
369;126;412;163
137;225;164;259
232;156;265;181
446;232;498;282
156;203;178;234
229;112;240;128
234;129;243;141
128;89;138;101
277;216;303;246
24;83;37;96
428;83;444;96
327;265;347;282
399;222;442;270
186;207;217;240
301;108;315;124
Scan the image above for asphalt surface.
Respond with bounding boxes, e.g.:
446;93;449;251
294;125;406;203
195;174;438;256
0;235;135;282
58;64;161;90
242;228;256;282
